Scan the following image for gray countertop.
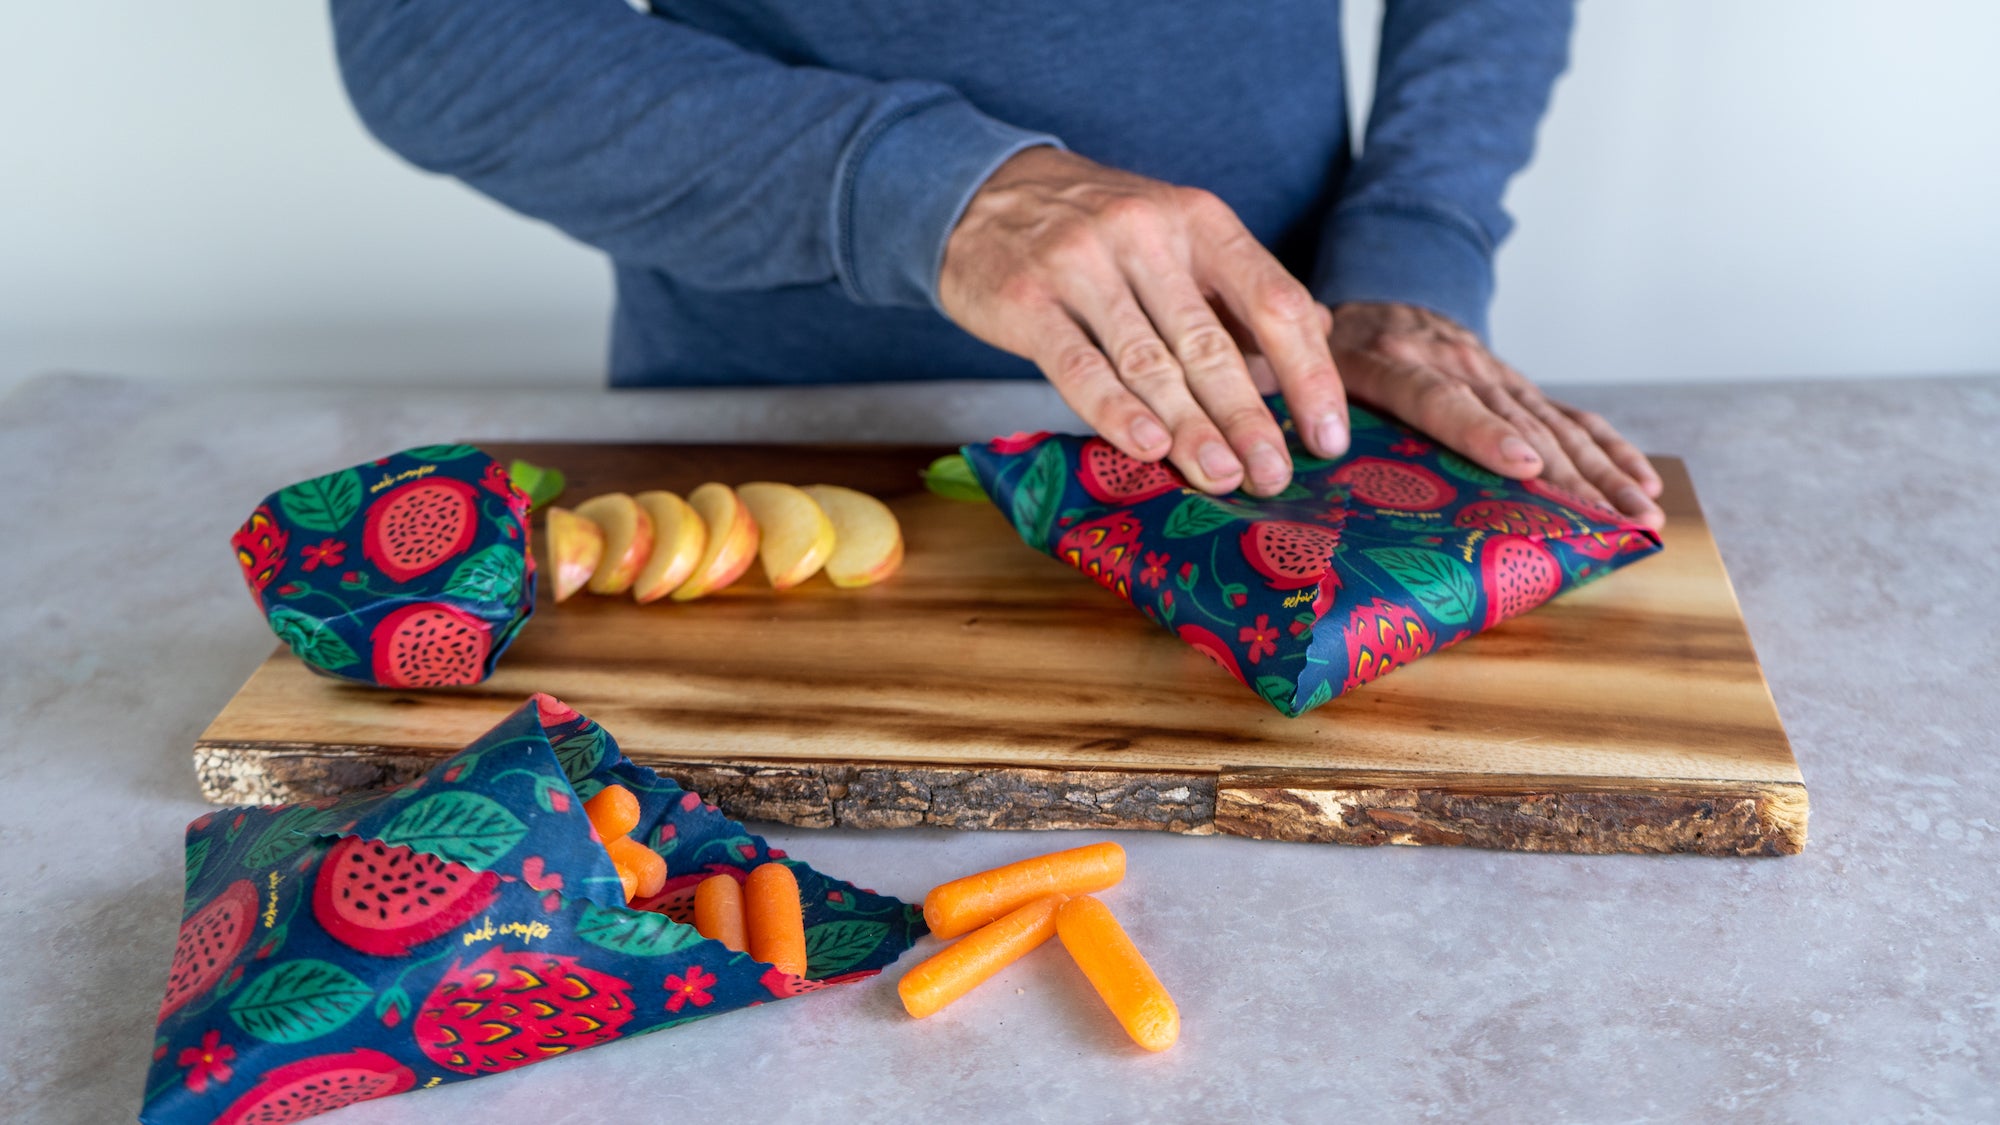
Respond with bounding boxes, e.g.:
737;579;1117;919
3;373;1995;1123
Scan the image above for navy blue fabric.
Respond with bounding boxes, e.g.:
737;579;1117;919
331;0;1573;384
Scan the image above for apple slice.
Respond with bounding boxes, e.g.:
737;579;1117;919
545;507;604;603
736;482;835;590
803;485;903;588
671;483;761;601
572;493;654;596
631;490;707;603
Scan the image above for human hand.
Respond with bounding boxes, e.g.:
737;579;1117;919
1327;302;1666;529
939;147;1347;496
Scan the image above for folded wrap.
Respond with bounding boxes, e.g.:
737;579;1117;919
962;398;1663;716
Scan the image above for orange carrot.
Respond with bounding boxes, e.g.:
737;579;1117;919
693;874;748;952
898;894;1064;1019
922;841;1125;939
611;857;638;901
584;784;640;840
1055;895;1178;1052
744;862;807;976
606;836;666;900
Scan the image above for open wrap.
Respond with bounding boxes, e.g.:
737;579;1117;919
142;696;924;1124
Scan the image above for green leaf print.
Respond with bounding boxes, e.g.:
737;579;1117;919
1162;495;1240;539
443;545;526;603
576;903;706;957
1437;450;1504;487
182;837;210;898
265;607;359;671
1010;442;1067;552
277;469;363;533
229;959;372;1043
404;444;482;461
1362;547;1477;625
551;727;606;784
804;920;890;977
377;792;527;868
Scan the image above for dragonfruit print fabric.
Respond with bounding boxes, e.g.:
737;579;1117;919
142;696;924;1125
962;398;1663;717
230;445;535;688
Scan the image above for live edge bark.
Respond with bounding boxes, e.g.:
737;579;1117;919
193;743;1805;857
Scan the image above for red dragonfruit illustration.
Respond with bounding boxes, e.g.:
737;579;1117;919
369;602;492;688
362;477;478;583
1342;598;1436;691
1479;535;1562;627
1056;511;1145;599
1453;499;1571;538
231;507;290;597
415;947;635;1074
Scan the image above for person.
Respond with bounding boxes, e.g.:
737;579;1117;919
330;0;1664;527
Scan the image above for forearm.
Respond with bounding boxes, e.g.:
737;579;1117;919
330;0;1056;305
1312;0;1575;338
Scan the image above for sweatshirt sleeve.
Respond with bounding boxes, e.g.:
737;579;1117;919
329;0;1059;309
1311;0;1574;340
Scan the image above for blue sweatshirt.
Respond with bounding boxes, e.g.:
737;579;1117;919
331;0;1572;387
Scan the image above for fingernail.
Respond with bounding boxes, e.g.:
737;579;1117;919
1314;416;1348;457
1131;417;1168;453
1198;442;1238;481
1500;436;1539;465
1247;443;1288;490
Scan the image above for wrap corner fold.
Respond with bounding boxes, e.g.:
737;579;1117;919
961;398;1663;716
143;695;924;1125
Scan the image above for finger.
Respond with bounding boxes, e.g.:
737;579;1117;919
1337;350;1542;478
1519;393;1665;529
1560;402;1663;498
1022;305;1172;464
1186;198;1349;460
1125;264;1292;496
1071;279;1244;493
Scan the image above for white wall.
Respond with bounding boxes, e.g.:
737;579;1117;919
4;1;1996;394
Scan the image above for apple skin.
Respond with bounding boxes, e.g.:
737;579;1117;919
573;493;654;596
737;482;835;591
671;483;760;601
802;484;903;588
545;506;605;603
631;490;708;604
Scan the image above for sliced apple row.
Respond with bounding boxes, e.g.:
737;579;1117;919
546;482;901;603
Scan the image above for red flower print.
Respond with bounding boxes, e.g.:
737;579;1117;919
1162;591;1175;611
177;1030;235;1094
1139;552;1169;588
679;792;702;812
766;848;785;859
1239;615;1279;664
298;539;345;572
1178;562;1195;581
522;855;564;912
275;583;302;597
1390;437;1431;457
665;965;717;1012
1231;591;1248;608
380;1004;402;1029
826;890;844;904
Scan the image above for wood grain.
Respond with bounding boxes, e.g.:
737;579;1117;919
196;445;1805;855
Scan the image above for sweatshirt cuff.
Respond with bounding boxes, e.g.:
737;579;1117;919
834;93;1061;310
1312;201;1498;341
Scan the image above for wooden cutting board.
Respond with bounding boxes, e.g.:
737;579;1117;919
195;445;1805;856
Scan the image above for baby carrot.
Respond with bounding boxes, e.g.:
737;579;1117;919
584;784;640;841
923;841;1125;939
693;874;748;951
605;836;666;900
611;857;638;902
1056;895;1178;1052
744;862;808;977
898;894;1064;1019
